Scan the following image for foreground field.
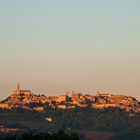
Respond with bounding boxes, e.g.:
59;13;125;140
0;107;140;139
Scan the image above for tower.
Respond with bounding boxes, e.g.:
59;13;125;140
17;83;20;91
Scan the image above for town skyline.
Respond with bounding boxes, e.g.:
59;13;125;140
0;83;140;101
0;83;140;112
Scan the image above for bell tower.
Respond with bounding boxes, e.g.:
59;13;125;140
17;83;20;91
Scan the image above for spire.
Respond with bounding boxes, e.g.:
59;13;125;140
17;83;20;91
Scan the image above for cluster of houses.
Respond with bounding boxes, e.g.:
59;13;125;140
0;84;140;112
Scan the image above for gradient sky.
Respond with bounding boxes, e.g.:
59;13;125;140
0;0;140;100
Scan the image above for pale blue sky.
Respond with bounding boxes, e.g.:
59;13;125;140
0;0;140;99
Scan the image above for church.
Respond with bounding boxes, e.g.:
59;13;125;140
14;83;31;95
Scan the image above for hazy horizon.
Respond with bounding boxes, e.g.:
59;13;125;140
0;0;140;100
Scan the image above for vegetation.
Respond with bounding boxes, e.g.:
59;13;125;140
0;107;140;139
0;107;140;132
109;131;140;140
0;130;81;140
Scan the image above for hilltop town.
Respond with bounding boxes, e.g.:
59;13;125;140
0;84;140;112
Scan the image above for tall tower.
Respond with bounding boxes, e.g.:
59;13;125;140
17;83;20;91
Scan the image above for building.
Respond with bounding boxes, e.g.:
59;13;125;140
92;103;117;109
57;104;67;109
96;93;112;97
0;103;9;109
33;106;44;112
56;95;66;103
44;117;53;123
13;83;31;95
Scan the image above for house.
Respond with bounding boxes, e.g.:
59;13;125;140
33;106;44;112
96;93;112;97
0;103;9;108
56;95;66;103
57;105;67;109
44;117;53;123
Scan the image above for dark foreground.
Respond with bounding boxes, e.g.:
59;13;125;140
0;107;140;140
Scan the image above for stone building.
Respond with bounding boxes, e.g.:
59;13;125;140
13;83;31;95
0;103;9;108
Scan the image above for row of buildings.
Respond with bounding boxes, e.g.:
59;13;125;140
0;84;140;112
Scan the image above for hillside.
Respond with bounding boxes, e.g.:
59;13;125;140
0;85;140;112
0;86;140;139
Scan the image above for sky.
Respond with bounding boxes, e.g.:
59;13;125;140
0;0;140;100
